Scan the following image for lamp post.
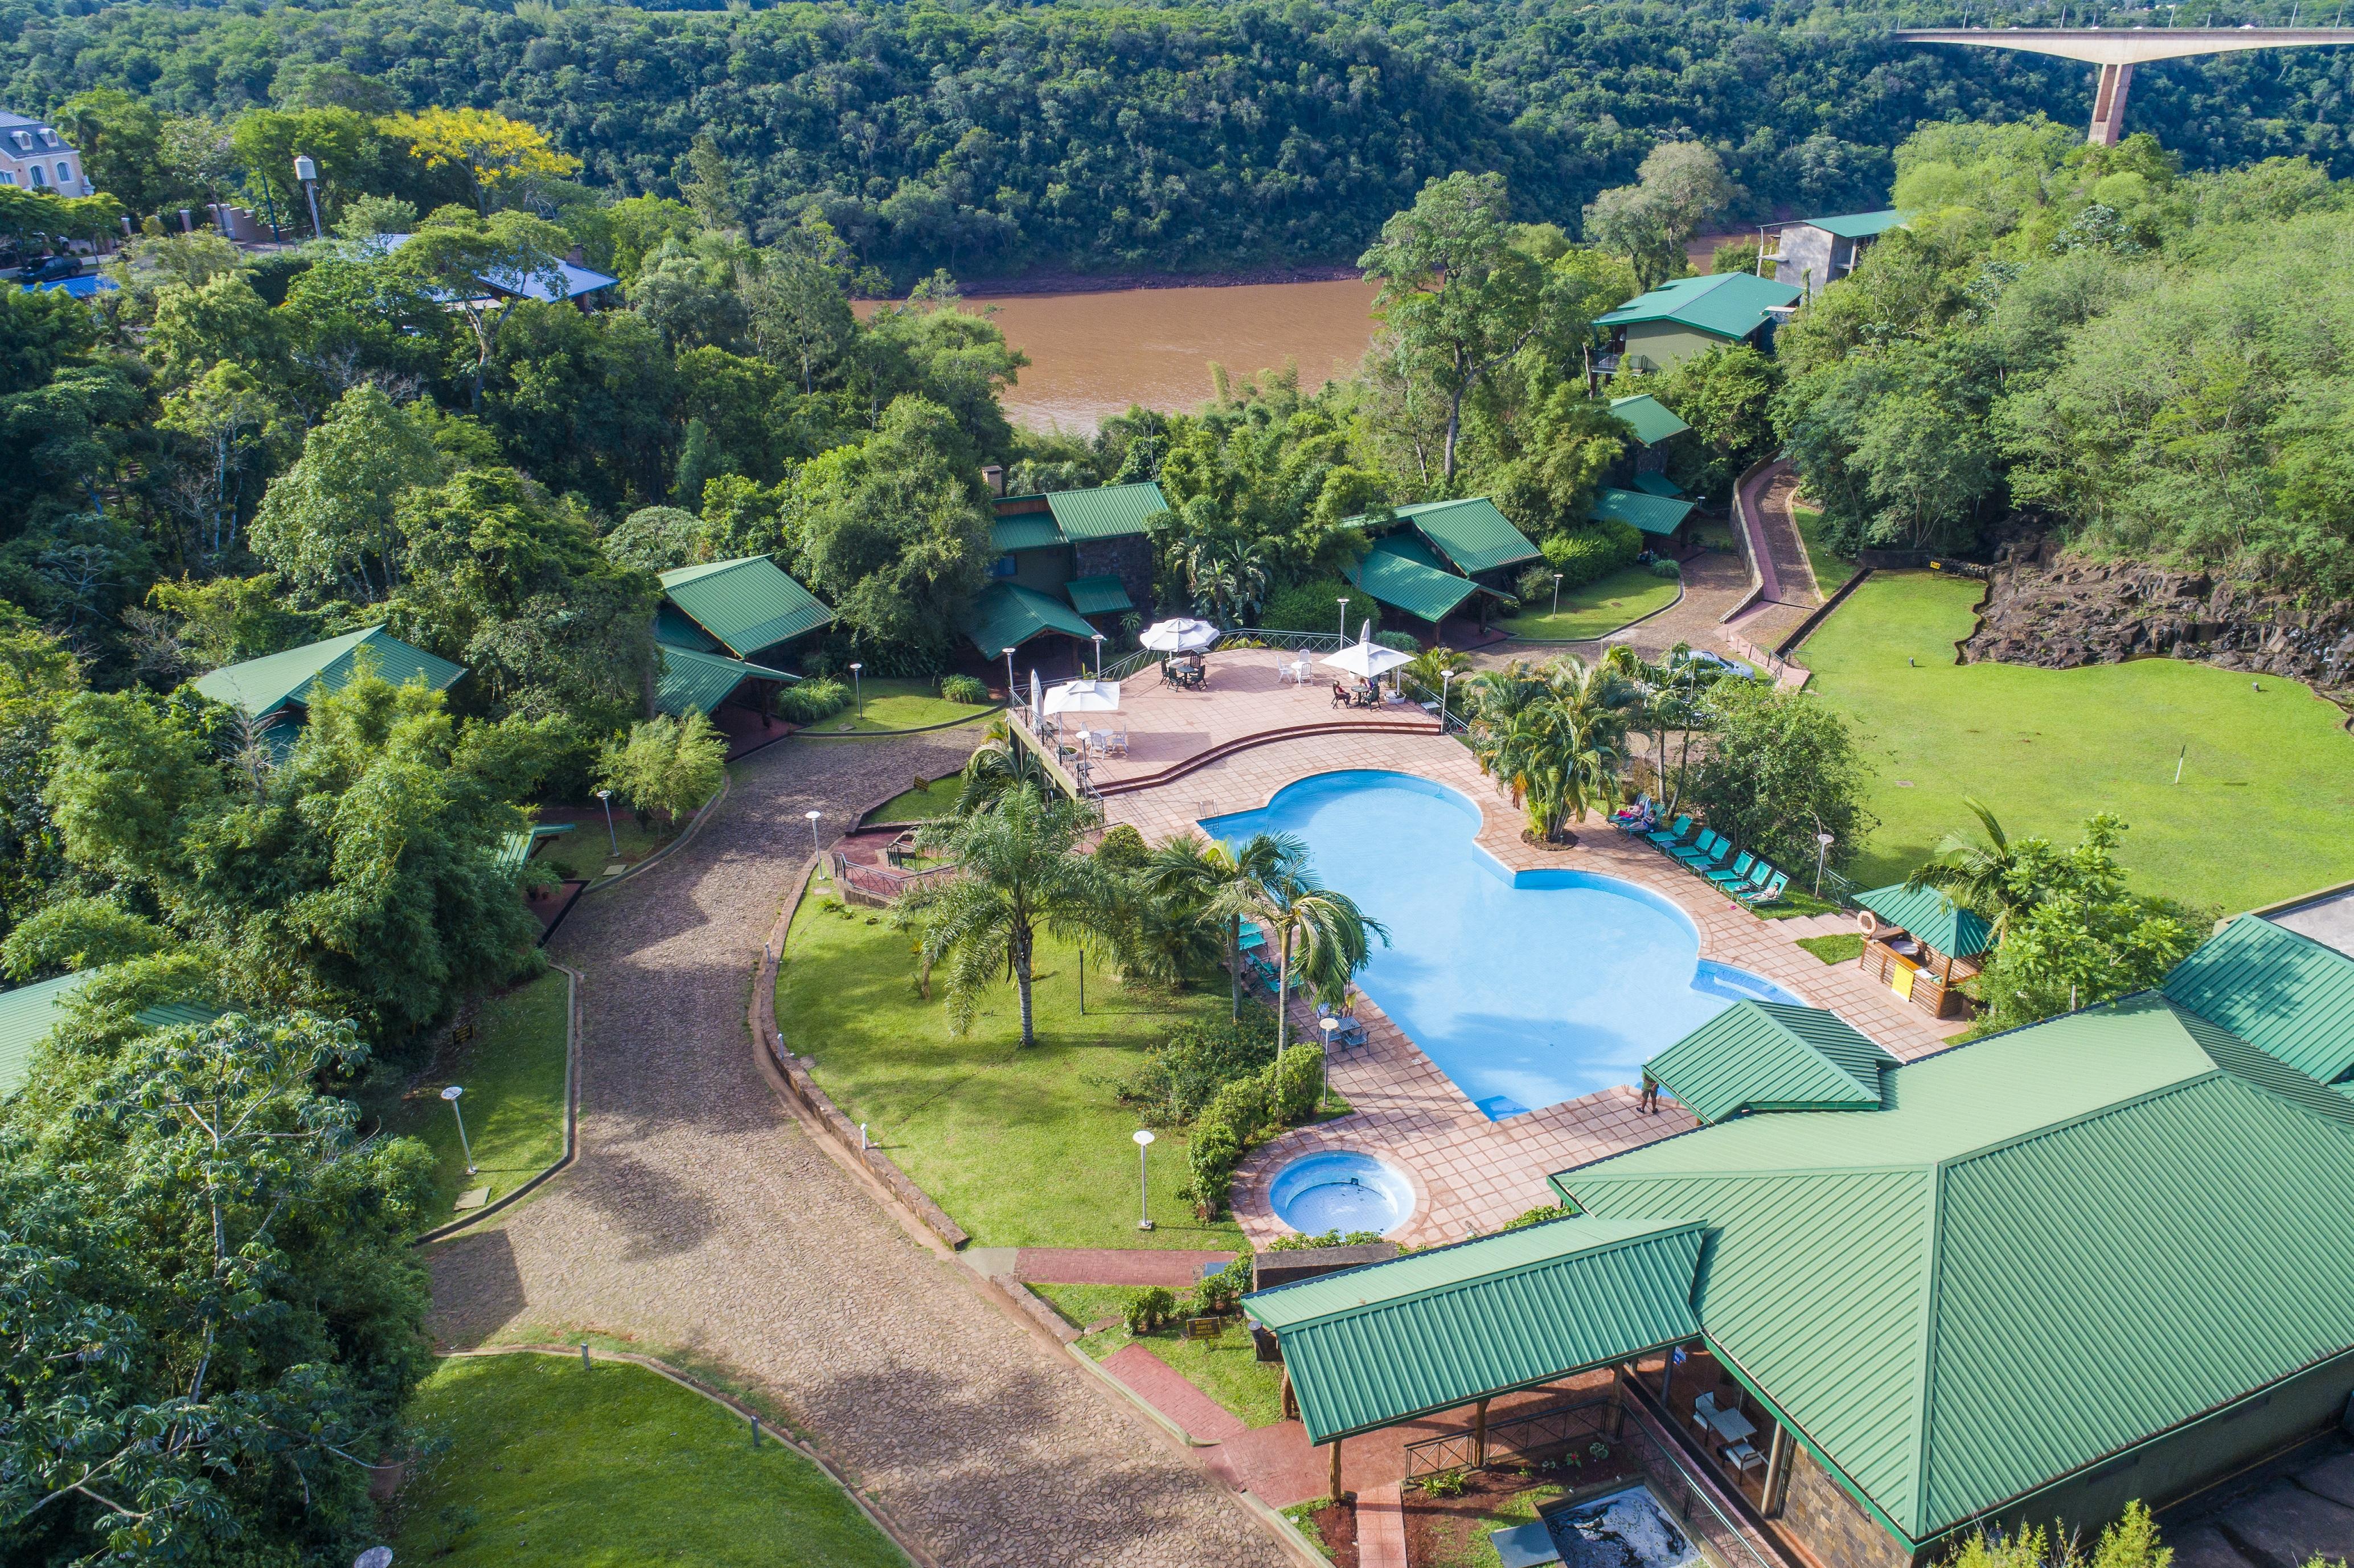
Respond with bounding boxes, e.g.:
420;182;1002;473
1814;832;1835;897
1337;597;1350;639
595;788;617;855
1092;633;1105;679
848;662;863;717
1004;647;1016;709
293;154;322;240
1440;668;1454;730
1133;1129;1156;1231
440;1085;475;1175
805;808;822;859
1319;1015;1340;1111
1552;573;1564;615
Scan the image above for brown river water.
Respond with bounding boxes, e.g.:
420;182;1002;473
866;278;1383;431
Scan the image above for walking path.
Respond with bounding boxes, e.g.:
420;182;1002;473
1011;1247;1235;1286
426;730;1286;1568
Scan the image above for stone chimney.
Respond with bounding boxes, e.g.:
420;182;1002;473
981;465;1006;497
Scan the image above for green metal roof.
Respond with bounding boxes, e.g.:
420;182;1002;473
2164;914;2354;1083
191;627;466;717
1595;272;1803;341
1244;1217;1705;1444
1346;537;1485;625
1855;884;1994;960
654;643;791;719
962;581;1100;659
989;514;1067;554
0;970;223;1099
658;556;834;658
1555;991;2354;1545
1388;497;1541;575
1044;481;1170;542
1064;574;1133;617
1610;393;1692;448
1809;209;1908;240
493;822;577;881
1633;471;1686;499
1590;487;1696;537
1644;1001;1893;1125
654;604;724;653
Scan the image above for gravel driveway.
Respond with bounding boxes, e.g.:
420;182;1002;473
428;730;1285;1568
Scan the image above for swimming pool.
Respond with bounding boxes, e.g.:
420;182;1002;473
1202;771;1800;1120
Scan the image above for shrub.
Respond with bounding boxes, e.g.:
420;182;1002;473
1417;1468;1472;1499
594;712;727;827
1125;1286;1178;1333
1516;563;1557;602
1504;1202;1576;1230
1541;520;1642;589
1112;1008;1277;1123
1188;1070;1277;1213
1373;630;1419;655
1650;557;1682;579
939;673;989;704
1094;822;1149;870
779;677;849;725
1266;1229;1385;1251
1196;1255;1254;1315
1262;577;1369;636
1270;1042;1323;1122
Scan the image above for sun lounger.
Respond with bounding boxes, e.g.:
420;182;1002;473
1706;852;1758;888
1645;815;1693;849
1238;923;1266;952
1737;869;1789;905
1671;830;1726;868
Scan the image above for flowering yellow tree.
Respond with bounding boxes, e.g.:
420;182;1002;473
383;107;580;212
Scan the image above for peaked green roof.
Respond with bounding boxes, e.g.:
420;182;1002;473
1596;272;1803;341
1610;393;1691;447
494;822;576;881
1855;884;1994;960
654;644;793;719
658;556;834;658
1063;574;1134;617
1555;991;2354;1545
654;604;724;653
1810;209;1908;240
1044;481;1170;542
1347;537;1485;625
1590;487;1696;537
191;627;466;718
1244;1217;1705;1443
1388;497;1541;575
1644;1001;1893;1124
989;513;1065;554
0;971;223;1099
2164;913;2354;1083
1632;471;1686;499
963;581;1098;659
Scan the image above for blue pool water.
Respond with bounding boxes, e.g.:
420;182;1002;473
1203;771;1799;1120
1268;1151;1415;1235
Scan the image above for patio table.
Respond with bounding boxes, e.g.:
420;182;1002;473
1707;1406;1758;1444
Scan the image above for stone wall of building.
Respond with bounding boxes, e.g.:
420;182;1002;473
1072;535;1157;623
1778;1442;1913;1568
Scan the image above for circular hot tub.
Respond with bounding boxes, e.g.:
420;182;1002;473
1268;1151;1415;1236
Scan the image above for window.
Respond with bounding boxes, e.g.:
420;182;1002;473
0;171;13;187
988;552;1018;579
56;162;70;186
27;164;43;188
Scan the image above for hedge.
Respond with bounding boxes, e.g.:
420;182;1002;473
1541;521;1643;589
1187;1042;1326;1213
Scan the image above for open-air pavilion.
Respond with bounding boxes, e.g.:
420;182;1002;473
1851;882;1994;1021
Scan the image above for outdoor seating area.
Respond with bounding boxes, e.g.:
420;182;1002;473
1618;804;1790;907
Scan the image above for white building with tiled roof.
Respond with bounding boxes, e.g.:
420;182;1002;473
0;112;92;195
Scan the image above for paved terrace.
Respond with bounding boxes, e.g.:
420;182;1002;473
1106;729;1968;1249
1046;650;1440;795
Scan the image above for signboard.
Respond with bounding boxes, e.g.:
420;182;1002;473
1184;1317;1224;1341
1671;1347;1688;1365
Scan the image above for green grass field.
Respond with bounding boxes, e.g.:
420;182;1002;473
367;964;569;1224
1036;1284;1289;1427
1802;571;2354;913
1496;567;1681;641
776;891;1244;1250
1791;504;1853;600
864;777;964;824
819;678;996;734
1798;934;1865;966
391;1354;903;1568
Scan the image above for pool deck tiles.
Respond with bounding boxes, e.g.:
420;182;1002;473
1105;729;1968;1246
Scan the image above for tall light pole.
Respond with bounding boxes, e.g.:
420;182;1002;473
805;808;822;859
848;662;864;717
441;1085;475;1175
1815;832;1835;897
596;788;617;855
1092;633;1105;679
1552;573;1564;615
1319;1016;1340;1111
1337;596;1350;639
1004;648;1016;712
1133;1129;1156;1231
1440;668;1454;730
293;154;322;240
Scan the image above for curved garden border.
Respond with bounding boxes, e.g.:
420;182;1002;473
1488;577;1688;646
793;706;1002;739
411;959;583;1248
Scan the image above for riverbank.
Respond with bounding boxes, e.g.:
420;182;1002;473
862;263;1363;301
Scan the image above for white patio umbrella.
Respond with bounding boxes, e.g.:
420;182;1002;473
1320;618;1413;680
1138;617;1219;654
1042;678;1123;717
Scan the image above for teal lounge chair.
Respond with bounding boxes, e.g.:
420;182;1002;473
1721;859;1777;897
1706;852;1758;888
1687;839;1734;875
1672;830;1727;868
1738;869;1790;905
1646;815;1693;849
1238;922;1266;953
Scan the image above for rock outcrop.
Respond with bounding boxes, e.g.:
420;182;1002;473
1961;536;2354;704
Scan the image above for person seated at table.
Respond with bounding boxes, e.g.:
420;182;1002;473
1330;680;1354;708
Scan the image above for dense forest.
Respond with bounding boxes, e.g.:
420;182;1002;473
9;0;2354;280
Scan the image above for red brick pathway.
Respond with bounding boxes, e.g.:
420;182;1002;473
1357;1483;1408;1568
1016;1247;1233;1285
1104;1343;1248;1442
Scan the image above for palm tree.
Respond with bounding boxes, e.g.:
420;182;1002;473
952;717;1050;816
1466;655;1635;842
1906;798;2035;936
1141;830;1307;1019
1223;854;1387;1061
902;784;1126;1046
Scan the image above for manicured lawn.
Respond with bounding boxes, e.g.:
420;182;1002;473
864;777;963;825
1798;933;1865;965
1496;567;1681;641
1791;504;1853;599
776;890;1245;1250
368;964;569;1224
814;678;997;734
391;1354;903;1568
1417;1480;1567;1568
1037;1284;1289;1429
1802;571;2354;913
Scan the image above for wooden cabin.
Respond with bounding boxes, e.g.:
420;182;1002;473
1852;882;1993;1021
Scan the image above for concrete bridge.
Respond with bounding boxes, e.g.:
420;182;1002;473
1896;27;2354;142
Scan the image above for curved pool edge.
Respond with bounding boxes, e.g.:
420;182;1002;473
1231;1122;1432;1245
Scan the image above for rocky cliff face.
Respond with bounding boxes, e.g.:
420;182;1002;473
1961;537;2354;703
